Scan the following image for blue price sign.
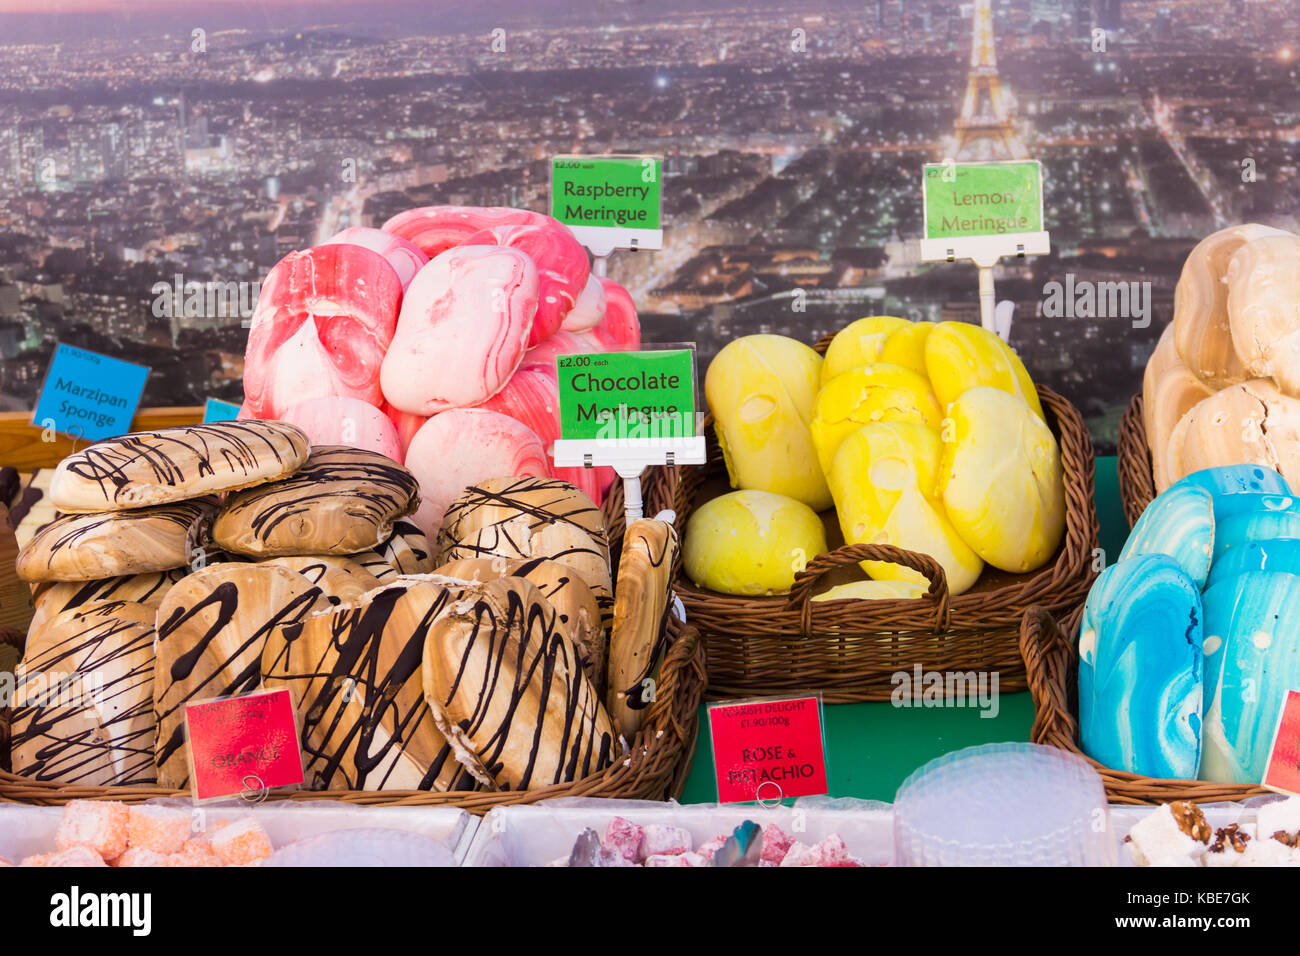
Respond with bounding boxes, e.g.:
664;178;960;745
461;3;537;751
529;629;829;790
32;344;149;442
203;398;241;423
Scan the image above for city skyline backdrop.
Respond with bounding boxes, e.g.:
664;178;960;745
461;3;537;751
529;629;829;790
0;0;1296;451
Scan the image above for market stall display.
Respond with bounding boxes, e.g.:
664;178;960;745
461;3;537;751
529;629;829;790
655;321;1098;701
1119;223;1300;524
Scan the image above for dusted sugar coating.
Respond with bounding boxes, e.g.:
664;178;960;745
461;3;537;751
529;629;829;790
54;800;129;859
938;387;1065;574
437;475;611;623
213;446;419;557
404;409;551;536
256;555;383;604
924;320;1045;419
321;226;429;291
381;205;546;259
261;579;477;793
11;600;157;785
49;420;309;513
811;363;942;476
462;217;589;346
706;334;832;511
433;555;606;694
1117;483;1215;588
153;563;330;788
29;568;186;636
683;490;827;596
421;577;616;790
590;278;641;352
17;498;218;583
1173;223;1288;389
1078;555;1203;779
244;245;403;418
820;316;908;384
561;273;606;332
280;396;402;462
381;245;538;414
1200;570;1300;784
607;517;680;738
827;420;983;595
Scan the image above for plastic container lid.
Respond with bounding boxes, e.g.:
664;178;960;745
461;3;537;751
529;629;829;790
893;741;1116;866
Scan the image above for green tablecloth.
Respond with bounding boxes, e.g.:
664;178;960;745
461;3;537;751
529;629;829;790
678;456;1130;804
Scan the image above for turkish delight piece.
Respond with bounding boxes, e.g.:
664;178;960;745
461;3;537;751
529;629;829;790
761;825;795;865
640;824;692;859
603;816;646;863
1125;801;1212;866
210;819;274;867
55;800;129;860
127;805;191;855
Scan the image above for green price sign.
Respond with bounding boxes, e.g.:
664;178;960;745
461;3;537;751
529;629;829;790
551;155;664;252
556;349;694;443
923;160;1043;239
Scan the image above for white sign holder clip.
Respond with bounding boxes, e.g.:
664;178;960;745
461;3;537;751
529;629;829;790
919;231;1050;337
555;437;705;523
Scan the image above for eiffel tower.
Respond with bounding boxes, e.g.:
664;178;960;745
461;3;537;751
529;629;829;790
951;0;1028;161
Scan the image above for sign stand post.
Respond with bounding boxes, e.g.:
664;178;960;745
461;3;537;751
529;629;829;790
550;153;676;524
920;160;1050;338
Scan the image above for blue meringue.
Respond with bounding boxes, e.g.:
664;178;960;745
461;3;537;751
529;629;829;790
1118;483;1214;587
1078;554;1203;779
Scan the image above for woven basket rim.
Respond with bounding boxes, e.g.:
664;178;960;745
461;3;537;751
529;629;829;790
662;393;1095;631
1020;604;1270;805
1116;392;1156;529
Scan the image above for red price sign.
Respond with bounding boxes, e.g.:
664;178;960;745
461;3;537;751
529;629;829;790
708;695;828;804
184;689;304;801
1264;690;1300;795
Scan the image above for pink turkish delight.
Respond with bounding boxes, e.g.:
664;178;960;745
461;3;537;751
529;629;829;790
603;817;646;863
55;800;129;860
640;824;693;858
761;825;795;865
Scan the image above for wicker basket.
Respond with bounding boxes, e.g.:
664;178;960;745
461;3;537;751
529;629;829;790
1021;604;1269;805
1116;393;1157;528
0;614;705;811
654;333;1101;703
0;408;704;811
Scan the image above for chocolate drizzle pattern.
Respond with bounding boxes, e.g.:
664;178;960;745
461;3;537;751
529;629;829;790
607;518;679;738
434;555;606;695
153;564;329;788
352;520;435;580
213;446;420;557
422;577;616;791
16;497;217;583
30;569;187;636
11;600;158;785
256;555;382;605
438;476;613;627
51;420;309;513
261;580;476;792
